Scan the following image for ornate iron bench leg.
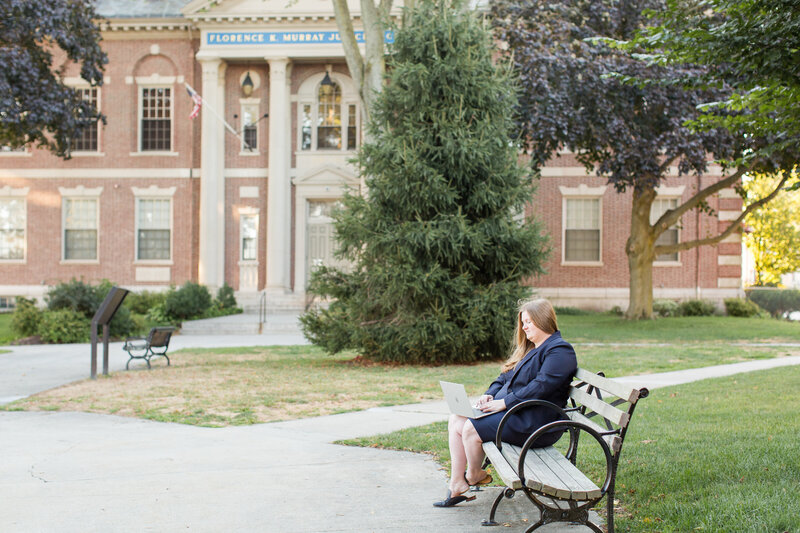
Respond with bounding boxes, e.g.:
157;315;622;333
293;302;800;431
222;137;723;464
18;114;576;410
523;497;604;533
482;487;514;526
606;485;616;533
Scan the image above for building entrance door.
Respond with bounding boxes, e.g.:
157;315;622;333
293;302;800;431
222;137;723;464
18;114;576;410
306;200;346;285
238;212;259;291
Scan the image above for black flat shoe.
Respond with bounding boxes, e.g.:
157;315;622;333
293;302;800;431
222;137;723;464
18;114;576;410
433;490;476;507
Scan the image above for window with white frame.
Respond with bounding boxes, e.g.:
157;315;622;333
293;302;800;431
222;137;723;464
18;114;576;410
137;198;171;260
241;102;259;152
299;75;359;152
73;87;99;152
240;213;258;261
140;87;172;151
0;296;16;311
564;198;601;263
0;145;27;154
0;197;26;260
63;198;98;260
651;197;680;262
346;104;357;150
318;82;342;149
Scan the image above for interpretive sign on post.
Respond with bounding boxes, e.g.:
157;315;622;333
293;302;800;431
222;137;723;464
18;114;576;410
90;286;129;379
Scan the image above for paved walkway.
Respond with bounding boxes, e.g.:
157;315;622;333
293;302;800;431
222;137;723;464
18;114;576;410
2;332;800;532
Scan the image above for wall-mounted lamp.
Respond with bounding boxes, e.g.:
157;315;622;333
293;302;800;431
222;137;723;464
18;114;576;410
320;70;335;96
241;71;254;97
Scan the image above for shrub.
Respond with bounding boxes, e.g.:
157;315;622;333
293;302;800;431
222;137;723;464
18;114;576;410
11;297;41;337
554;306;593;316
43;279;137;338
165;281;212;320
678;299;716;317
37;309;90;344
108;305;138;339
46;279;102;317
125;290;167;315
145;302;174;325
724;297;764;318
747;289;800;318
653;299;680;317
215;282;237;310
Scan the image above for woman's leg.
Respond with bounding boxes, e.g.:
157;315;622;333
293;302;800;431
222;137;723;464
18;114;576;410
462;420;488;485
447;414;470;494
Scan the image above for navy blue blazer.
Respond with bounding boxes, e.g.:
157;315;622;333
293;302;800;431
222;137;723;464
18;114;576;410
472;331;577;447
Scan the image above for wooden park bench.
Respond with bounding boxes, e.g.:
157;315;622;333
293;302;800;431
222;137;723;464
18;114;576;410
123;326;175;370
481;368;648;533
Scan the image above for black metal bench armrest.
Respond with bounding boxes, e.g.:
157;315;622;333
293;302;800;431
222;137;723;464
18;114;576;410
494;399;569;450
518;419;614;494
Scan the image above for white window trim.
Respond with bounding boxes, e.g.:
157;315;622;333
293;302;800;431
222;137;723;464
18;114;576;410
133;193;174;265
239;98;261;156
60;187;102;264
238;207;260;264
136;83;177;155
296;72;360;154
652;195;683;266
0;148;31;157
66;83;103;155
0;186;29;263
560;186;605;266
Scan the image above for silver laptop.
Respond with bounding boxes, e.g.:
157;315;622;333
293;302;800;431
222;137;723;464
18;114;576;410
439;381;491;419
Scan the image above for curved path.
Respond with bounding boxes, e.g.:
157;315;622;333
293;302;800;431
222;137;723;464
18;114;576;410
2;335;799;532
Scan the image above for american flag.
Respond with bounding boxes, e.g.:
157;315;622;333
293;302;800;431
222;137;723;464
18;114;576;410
187;86;203;119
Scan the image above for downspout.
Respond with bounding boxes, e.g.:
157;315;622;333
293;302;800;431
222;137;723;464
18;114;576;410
695;173;701;298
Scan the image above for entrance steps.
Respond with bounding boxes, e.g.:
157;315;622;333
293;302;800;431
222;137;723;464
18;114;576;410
235;290;308;314
179;311;303;336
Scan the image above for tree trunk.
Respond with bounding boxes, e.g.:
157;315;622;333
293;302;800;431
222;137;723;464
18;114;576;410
626;186;657;319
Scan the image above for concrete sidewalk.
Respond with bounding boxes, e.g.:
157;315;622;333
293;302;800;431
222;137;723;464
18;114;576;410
2;337;800;532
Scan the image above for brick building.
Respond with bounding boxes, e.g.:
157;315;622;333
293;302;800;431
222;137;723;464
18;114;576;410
0;0;743;312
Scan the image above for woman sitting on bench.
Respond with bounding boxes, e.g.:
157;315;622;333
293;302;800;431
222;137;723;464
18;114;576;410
434;298;577;507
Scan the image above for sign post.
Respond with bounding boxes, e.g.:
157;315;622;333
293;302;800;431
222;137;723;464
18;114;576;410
90;287;130;379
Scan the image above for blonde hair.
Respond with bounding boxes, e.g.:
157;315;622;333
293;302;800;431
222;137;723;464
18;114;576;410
501;298;558;373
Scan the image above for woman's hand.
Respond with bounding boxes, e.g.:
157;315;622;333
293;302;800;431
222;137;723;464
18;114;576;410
479;398;506;414
475;394;493;409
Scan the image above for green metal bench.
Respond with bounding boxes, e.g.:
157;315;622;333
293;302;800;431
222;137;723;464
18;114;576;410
481;368;648;532
123;326;175;370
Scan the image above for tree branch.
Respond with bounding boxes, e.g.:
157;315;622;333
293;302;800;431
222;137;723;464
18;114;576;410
332;0;364;90
654;163;753;231
655;172;790;254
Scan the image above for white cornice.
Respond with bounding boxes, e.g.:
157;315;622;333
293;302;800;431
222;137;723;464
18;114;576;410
559;184;608;197
0;186;30;197
132;185;177;197
58;185;103;197
99;18;193;32
0;168;198;179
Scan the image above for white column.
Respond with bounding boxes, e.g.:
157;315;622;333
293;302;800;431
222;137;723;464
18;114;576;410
197;56;226;290
266;57;291;292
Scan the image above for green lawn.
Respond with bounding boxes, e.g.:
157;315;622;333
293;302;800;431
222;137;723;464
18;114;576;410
0;313;14;345
341;365;800;532
558;313;799;343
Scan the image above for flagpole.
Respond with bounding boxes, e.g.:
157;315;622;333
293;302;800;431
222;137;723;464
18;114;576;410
185;82;248;147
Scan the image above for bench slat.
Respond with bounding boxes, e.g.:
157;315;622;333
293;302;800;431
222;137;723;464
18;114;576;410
575;368;641;403
537;446;602;500
501;445;550;495
504;445;574;499
569;387;630;428
482;442;522;490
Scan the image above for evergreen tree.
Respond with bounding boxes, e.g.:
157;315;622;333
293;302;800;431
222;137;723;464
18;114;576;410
300;0;550;364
